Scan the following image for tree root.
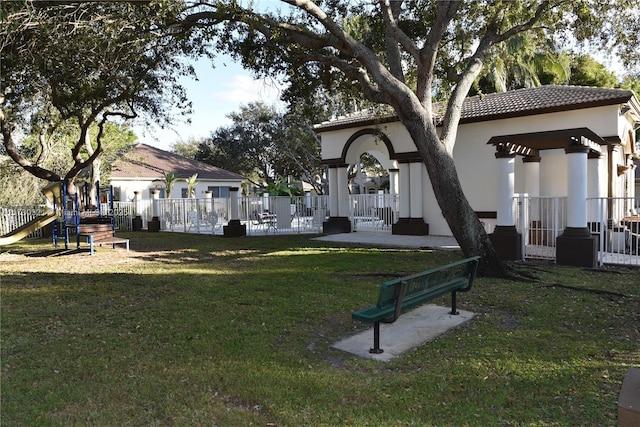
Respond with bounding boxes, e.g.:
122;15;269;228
541;283;629;298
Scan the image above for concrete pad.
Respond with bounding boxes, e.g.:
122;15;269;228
332;304;474;362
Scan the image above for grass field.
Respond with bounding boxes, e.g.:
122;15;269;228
1;232;638;426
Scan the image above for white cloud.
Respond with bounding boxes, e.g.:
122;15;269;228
214;74;284;106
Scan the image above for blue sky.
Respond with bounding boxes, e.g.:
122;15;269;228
132;54;285;151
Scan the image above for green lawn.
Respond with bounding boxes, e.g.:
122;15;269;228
1;232;638;426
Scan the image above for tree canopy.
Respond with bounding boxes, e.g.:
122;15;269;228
181;0;639;276
195;102;325;193
0;0;204;194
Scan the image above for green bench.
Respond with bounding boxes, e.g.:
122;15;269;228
352;256;481;354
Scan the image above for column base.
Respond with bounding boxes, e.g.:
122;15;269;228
490;225;522;261
132;216;143;231
322;217;352;235
556;227;597;268
392;218;429;236
148;216;161;232
223;219;247;237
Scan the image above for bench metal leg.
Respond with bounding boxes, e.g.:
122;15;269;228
450;291;459;315
370;321;384;354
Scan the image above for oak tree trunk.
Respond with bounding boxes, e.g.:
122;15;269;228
400;113;509;277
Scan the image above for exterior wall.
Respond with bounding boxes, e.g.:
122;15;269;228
110;179;244;202
320;103;626;237
343;133;397;169
321;122;417;160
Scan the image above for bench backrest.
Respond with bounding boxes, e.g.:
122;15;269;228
80;223;113;234
376;256;481;311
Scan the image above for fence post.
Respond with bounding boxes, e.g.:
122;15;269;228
223;187;246;237
148;190;160;232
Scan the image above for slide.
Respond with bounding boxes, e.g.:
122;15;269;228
0;212;58;246
0;182;63;246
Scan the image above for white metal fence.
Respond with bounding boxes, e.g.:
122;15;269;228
0;205;49;238
147;195;330;235
5;194;639;267
515;196;567;260
349;193;398;232
515;196;640;266
587;197;640;266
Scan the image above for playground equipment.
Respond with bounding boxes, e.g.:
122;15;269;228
56;181;128;253
0;181;63;246
1;180;128;254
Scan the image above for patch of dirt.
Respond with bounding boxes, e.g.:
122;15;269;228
497;312;520;330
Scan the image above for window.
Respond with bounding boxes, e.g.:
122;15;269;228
150;188;166;198
208;186;230;198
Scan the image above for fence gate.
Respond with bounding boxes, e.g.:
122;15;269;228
516;195;567;260
349;193;398;232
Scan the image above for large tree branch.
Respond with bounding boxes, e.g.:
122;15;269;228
295;53;387;103
439;1;554;150
1;109;61;182
379;0;417;78
416;0;462;105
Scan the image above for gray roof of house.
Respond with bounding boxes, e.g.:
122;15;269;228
110;143;245;181
314;85;638;132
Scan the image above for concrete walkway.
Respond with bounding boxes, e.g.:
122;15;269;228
314;231;460;250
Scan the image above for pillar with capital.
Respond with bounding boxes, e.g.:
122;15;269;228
392;160;428;235
223;187;247;237
489;151;522;260
147;189;161;232
132;191;143;231
587;152;606;233
523;156;541;244
556;144;597;267
323;164;352;234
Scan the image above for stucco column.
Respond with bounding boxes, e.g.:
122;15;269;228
392;160;428;236
148;189;161;232
630;161;637;213
496;153;516;226
132;191;143;231
523;156;541;226
328;166;338;218
336;166;349;218
388;168;399;195
398;162;410;219
626;155;636;214
409;162;423;219
323;164;352;234
229;187;239;220
522;156;541;244
223;187;246;237
587;153;604;229
566;148;589;228
490;151;522;260
557;144;596;267
523;157;540;197
205;190;215;233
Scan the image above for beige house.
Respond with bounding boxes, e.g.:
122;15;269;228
109;143;245;201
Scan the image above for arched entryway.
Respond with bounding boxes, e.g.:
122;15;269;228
321;127;429;235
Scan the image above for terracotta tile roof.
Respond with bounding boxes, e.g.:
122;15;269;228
314;85;637;132
110;143;245;181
